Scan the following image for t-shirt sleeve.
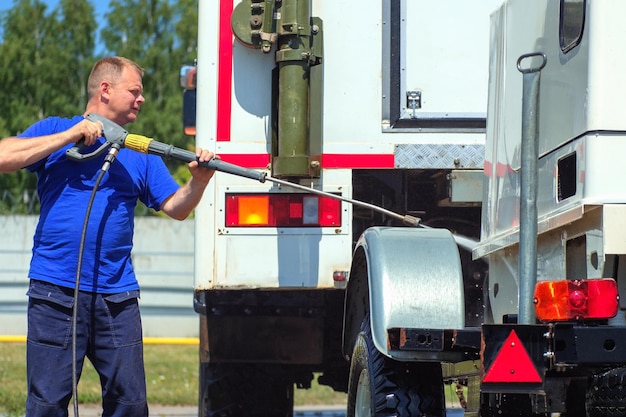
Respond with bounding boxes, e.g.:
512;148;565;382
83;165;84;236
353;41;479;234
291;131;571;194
18;117;68;172
141;154;181;211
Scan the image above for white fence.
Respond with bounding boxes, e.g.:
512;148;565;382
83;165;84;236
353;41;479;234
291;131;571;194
0;215;198;338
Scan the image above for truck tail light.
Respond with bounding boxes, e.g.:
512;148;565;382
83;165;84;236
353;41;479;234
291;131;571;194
534;278;619;321
225;193;341;227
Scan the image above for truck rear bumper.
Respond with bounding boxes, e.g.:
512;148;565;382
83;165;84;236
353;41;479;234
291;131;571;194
194;288;345;365
388;323;626;388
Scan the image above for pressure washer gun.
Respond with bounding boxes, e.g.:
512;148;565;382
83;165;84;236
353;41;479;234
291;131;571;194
67;113;425;230
66;113;267;183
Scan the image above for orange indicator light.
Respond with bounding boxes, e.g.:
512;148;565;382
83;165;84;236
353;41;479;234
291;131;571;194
534;279;618;321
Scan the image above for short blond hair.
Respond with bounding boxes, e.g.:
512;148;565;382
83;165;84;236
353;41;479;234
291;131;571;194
87;56;144;98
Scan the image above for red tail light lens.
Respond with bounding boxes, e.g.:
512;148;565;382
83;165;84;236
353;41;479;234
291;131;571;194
534;279;619;321
225;193;341;227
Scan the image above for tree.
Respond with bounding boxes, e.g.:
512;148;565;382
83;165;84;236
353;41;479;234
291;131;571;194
102;0;198;161
0;0;57;134
0;0;97;213
0;0;200;214
54;0;97;113
0;0;96;131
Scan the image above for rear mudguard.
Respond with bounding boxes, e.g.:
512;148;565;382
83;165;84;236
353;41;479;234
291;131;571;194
342;227;465;361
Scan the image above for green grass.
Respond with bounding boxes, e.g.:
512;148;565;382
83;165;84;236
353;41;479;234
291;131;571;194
0;342;347;416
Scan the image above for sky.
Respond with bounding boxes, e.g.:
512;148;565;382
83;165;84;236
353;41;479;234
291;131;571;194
0;0;111;16
0;0;112;49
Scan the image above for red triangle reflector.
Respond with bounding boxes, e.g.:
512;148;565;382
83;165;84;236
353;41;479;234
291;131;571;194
483;329;542;383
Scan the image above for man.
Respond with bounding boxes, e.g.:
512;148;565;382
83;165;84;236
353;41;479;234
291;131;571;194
0;56;215;416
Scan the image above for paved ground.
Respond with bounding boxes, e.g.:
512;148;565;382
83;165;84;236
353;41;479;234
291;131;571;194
68;406;196;417
66;405;461;417
68;405;347;417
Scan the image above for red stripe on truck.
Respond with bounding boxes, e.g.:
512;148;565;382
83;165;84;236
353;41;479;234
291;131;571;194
217;0;233;142
320;154;395;169
218;154;395;169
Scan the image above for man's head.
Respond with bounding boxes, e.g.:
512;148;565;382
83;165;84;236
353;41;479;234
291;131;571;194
86;56;145;126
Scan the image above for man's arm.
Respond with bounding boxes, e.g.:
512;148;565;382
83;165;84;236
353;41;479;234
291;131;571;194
160;148;216;221
0;119;102;173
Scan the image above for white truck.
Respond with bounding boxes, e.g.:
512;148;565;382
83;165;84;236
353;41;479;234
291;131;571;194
182;0;626;416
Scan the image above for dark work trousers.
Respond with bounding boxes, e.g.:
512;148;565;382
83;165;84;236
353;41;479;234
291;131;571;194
25;279;148;417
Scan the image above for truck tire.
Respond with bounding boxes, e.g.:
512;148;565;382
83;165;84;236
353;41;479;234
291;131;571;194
346;316;445;417
587;367;626;417
199;362;294;417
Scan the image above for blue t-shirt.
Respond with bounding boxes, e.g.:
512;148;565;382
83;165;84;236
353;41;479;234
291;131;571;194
19;116;181;293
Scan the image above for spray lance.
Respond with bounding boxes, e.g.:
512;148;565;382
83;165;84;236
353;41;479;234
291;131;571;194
67;113;482;252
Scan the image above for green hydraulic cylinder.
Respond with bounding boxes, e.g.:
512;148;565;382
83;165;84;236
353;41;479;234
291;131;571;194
272;0;311;178
273;0;311;178
230;0;322;178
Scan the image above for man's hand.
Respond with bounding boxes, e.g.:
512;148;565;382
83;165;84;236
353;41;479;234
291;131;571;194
160;147;218;220
68;119;103;146
188;148;217;185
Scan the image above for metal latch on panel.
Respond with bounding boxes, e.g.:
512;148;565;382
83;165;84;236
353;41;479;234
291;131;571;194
406;90;422;118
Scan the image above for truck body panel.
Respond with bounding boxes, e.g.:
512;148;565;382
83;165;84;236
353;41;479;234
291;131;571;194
193;0;497;292
478;0;626;255
477;0;626;332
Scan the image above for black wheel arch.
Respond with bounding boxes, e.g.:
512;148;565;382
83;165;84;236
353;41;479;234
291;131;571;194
342;245;370;361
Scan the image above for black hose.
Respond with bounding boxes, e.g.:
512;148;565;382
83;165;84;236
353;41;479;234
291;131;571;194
71;146;118;417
